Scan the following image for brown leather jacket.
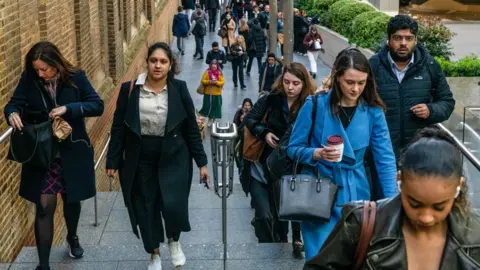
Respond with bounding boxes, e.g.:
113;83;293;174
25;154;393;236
304;196;480;270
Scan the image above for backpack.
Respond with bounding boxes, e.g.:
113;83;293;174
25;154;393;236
265;94;320;183
193;19;207;36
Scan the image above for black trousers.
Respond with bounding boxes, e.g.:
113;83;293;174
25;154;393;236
250;178;301;243
208;9;217;32
194;35;204;58
132;136;181;254
232;59;245;87
247;56;262;73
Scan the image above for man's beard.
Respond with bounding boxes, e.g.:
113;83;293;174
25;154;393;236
389;46;414;62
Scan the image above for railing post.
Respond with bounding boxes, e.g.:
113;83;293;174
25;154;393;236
210;122;238;269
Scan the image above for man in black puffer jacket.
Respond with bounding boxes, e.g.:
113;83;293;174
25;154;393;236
370;15;455;159
368;15;454;200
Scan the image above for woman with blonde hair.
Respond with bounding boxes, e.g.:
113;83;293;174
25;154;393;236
229;35;247;89
199;60;225;126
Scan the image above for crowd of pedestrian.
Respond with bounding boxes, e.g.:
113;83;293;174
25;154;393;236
3;1;480;269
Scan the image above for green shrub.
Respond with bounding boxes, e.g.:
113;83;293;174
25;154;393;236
417;18;455;60
329;0;375;36
317;10;333;29
312;0;343;11
436;55;480;77
350;11;390;51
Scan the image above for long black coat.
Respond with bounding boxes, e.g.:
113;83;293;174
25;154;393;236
241;93;290;195
106;78;208;237
247;23;267;58
4;71;104;203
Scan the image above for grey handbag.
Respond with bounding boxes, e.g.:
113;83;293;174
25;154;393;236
278;154;338;223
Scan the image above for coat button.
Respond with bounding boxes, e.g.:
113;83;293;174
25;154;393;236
371;254;379;261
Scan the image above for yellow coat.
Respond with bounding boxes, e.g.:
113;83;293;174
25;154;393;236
201;71;224;96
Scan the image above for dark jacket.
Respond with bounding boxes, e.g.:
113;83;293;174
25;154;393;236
247;22;266;58
181;0;195;10
228;44;246;62
304;195;480;269
258;62;282;91
303;32;323;52
4;71;104;203
172;13;190;37
192;16;207;37
240;93;290;195
205;0;220;9
369;44;455;158
206;49;227;68
106;78;207;237
294;15;309;35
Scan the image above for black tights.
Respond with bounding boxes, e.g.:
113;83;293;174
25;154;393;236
35;194;81;268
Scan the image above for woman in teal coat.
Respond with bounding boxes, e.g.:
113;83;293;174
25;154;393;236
287;48;398;261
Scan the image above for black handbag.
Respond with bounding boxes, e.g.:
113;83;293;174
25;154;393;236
278;156;338;223
265;94;319;183
9;81;57;169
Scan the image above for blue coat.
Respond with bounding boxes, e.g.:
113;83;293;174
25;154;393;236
173;13;190;37
4;71;104;203
287;93;397;261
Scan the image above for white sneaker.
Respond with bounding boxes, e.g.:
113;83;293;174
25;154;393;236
168;241;186;267
148;254;162;270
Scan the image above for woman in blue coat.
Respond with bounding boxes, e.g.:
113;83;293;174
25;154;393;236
4;41;104;270
172;6;190;55
287;48;397;261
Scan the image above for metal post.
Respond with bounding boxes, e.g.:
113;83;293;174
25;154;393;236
210;122;238;269
282;0;294;64
269;2;278;55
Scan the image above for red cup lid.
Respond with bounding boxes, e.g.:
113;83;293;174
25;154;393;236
327;135;344;145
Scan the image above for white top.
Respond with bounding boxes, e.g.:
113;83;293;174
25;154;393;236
136;73;169;136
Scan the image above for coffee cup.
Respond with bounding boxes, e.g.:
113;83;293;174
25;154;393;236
327;135;344;162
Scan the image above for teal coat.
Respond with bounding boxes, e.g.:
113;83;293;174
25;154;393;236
287;92;397;260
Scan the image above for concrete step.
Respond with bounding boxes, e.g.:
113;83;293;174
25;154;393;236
12;243;304;270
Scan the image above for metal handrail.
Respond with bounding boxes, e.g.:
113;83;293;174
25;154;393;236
437;123;480;171
92;134;111;226
0;127;13;144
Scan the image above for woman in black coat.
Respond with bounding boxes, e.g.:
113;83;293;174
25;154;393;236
106;42;210;270
4;41;104;270
246;18;266;75
242;62;314;258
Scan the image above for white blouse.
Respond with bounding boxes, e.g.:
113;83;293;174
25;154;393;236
136;73;169;136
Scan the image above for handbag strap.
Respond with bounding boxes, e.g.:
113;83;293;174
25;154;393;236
353;201;377;270
260;63;268;92
10;124;40;164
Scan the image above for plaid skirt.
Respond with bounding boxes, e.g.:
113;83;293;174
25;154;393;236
41;158;66;195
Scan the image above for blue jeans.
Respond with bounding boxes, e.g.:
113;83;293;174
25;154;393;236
194;35;204;57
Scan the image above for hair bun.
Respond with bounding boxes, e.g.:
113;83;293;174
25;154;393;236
411;125;456;147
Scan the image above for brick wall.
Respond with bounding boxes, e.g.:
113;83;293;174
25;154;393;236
0;0;175;263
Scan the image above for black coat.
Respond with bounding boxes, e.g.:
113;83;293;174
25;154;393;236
369;44;455;158
240;93;290;195
304;196;480;269
106;79;208;237
4;71;104;203
247;23;266;58
182;0;195;10
258;62;282;91
205;0;220;9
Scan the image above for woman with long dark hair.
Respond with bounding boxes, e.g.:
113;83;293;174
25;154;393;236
242;62;315;258
288;48;397;261
304;126;480;269
106;42;210;270
4;41;104;270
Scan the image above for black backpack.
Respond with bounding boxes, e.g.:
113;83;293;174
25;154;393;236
193;20;207;37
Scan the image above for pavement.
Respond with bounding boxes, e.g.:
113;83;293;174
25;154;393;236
8;26;330;270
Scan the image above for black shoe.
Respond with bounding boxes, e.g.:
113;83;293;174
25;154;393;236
241;85;247;90
292;241;305;259
35;265;50;270
67;235;84;259
181;51;185;56
198;57;204;60
246;72;250;76
312;73;317;79
193;54;198;58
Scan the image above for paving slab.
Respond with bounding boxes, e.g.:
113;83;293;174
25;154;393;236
117;260;224;270
0;264;10;270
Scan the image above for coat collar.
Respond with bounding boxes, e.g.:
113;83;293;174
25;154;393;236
371;195;480;247
124;75;187;138
319;91;370;165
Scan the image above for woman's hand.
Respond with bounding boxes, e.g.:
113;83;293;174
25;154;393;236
209;80;217;85
106;169;117;177
49;106;67;118
8;112;23;130
265;132;279;148
313;146;340;162
308;40;313;46
200;166;210;189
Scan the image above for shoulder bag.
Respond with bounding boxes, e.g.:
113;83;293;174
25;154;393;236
353;201;377;270
9;82;58;169
242;108;270;162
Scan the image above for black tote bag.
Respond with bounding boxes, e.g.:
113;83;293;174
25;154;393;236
278;157;338;223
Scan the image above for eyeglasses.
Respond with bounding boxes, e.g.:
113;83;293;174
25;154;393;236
391;35;416;42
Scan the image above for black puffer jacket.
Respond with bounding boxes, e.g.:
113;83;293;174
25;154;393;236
240;93;290;195
247;22;266;58
369;44;455;159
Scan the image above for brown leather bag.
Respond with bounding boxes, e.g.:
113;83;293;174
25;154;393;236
242;109;270;162
52;117;72;140
353;201;377;270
